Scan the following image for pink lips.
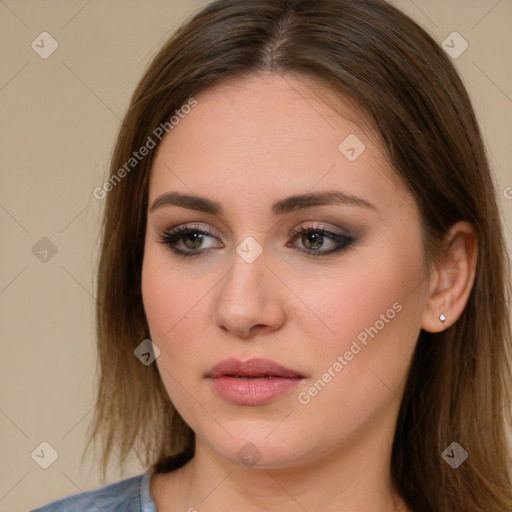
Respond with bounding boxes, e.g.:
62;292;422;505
207;357;304;406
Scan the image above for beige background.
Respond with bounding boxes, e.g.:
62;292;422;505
0;1;511;510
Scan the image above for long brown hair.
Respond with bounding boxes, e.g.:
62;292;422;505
86;1;512;510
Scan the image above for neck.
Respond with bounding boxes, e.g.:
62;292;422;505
164;415;409;512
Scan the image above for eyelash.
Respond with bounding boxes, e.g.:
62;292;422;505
158;223;355;259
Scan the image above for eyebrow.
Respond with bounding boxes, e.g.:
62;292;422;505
149;190;376;215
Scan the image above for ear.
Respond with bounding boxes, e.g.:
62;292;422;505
421;221;478;333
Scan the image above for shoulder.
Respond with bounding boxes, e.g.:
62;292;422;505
30;471;156;512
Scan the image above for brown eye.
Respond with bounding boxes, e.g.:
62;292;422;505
301;232;325;250
288;225;355;258
182;232;206;249
159;225;222;257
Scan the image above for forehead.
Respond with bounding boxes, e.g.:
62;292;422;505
148;73;411;215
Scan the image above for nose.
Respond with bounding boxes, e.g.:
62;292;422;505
212;249;287;339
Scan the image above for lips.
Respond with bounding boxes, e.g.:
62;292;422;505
207;358;304;406
207;357;304;379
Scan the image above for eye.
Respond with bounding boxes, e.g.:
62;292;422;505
159;224;223;257
159;223;355;259
287;223;355;257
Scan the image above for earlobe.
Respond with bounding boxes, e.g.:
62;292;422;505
421;221;478;333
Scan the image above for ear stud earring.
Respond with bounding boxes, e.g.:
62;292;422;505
439;313;446;322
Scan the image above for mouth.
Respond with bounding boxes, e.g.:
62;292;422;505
207;357;305;406
207;357;304;379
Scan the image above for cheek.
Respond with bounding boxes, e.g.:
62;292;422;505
141;253;198;407
141;247;213;380
296;305;418;449
142;246;203;339
308;256;421;350
298;244;426;403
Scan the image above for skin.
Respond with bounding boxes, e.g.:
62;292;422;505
141;73;477;511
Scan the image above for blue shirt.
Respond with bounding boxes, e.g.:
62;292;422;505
30;469;157;512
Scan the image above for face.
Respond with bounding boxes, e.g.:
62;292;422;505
141;73;431;470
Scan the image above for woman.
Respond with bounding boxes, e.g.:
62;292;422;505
33;0;512;510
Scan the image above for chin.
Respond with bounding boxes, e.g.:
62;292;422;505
195;421;323;470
